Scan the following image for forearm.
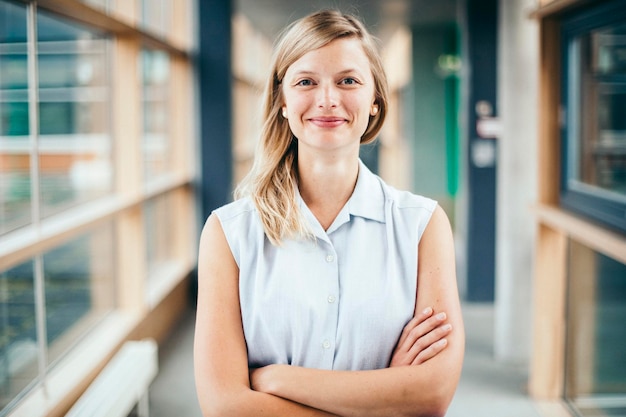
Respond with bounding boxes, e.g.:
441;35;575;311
252;358;460;417
199;384;339;417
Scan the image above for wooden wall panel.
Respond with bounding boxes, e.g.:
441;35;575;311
537;18;561;205
530;224;568;399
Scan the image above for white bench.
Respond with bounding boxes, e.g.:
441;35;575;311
65;339;158;417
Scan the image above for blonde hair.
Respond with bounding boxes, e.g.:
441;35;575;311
235;9;389;245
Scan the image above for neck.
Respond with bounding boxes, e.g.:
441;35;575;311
297;153;360;230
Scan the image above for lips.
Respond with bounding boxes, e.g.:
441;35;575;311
308;117;346;128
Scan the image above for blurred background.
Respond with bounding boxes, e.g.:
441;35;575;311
0;0;624;416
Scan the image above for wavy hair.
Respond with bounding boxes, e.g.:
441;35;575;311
235;9;389;245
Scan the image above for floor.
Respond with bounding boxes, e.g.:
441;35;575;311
148;306;203;417
148;302;544;417
445;303;542;417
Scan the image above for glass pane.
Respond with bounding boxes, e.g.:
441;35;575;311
0;260;39;412
145;193;174;283
141;0;170;37
568;22;626;199
36;11;112;219
142;48;171;182
0;1;30;235
566;240;626;416
43;223;115;364
81;0;108;12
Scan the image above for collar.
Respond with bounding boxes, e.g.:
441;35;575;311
297;159;386;239
348;159;386;223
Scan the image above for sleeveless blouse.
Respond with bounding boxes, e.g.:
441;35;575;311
214;161;437;371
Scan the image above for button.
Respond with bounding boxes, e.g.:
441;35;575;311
322;340;331;349
327;295;336;303
326;254;334;263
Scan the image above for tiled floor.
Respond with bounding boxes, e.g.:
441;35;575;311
148;303;543;416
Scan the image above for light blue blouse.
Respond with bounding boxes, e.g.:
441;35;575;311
214;161;437;371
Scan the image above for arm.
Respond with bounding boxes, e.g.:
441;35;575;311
193;214;339;417
250;205;465;417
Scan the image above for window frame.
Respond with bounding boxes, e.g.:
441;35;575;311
559;0;626;235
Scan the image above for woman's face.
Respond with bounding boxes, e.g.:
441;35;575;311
281;37;378;155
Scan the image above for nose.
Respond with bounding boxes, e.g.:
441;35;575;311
317;83;338;109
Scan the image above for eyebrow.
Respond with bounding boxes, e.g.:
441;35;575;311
287;68;365;79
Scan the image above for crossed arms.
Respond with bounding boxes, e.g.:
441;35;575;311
194;205;464;417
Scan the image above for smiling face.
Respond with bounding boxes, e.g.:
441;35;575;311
281;37;378;156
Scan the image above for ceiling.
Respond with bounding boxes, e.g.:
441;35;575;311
235;0;458;42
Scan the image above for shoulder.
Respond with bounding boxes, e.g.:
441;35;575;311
357;161;436;214
213;197;257;223
211;197;262;236
373;175;437;213
418;204;454;262
376;177;438;236
207;197;264;266
363;173;440;244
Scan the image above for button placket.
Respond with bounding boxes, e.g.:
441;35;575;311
320;243;339;368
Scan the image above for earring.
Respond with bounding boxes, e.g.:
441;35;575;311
371;105;379;116
282;109;288;118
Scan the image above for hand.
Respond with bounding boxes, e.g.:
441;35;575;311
249;365;277;393
390;307;452;367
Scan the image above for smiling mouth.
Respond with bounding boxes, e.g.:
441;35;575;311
308;117;346;128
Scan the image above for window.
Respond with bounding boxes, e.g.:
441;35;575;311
0;1;29;234
0;0;196;415
565;240;626;416
140;0;170;38
561;0;626;234
36;11;112;219
0;259;37;411
144;192;176;303
0;224;115;411
141;48;171;183
0;3;117;407
81;0;108;12
43;226;116;363
0;2;112;235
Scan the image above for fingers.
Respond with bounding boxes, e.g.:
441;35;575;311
412;337;449;365
408;322;452;365
401;310;449;350
390;308;452;367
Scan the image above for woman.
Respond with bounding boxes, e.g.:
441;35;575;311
194;9;464;417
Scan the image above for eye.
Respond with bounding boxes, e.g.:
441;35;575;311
340;77;359;85
295;79;314;87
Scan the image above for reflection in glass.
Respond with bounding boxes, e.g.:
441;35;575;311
0;1;30;235
568;22;626;198
142;48;171;182
566;241;626;416
0;260;38;412
37;11;112;219
43;224;115;364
